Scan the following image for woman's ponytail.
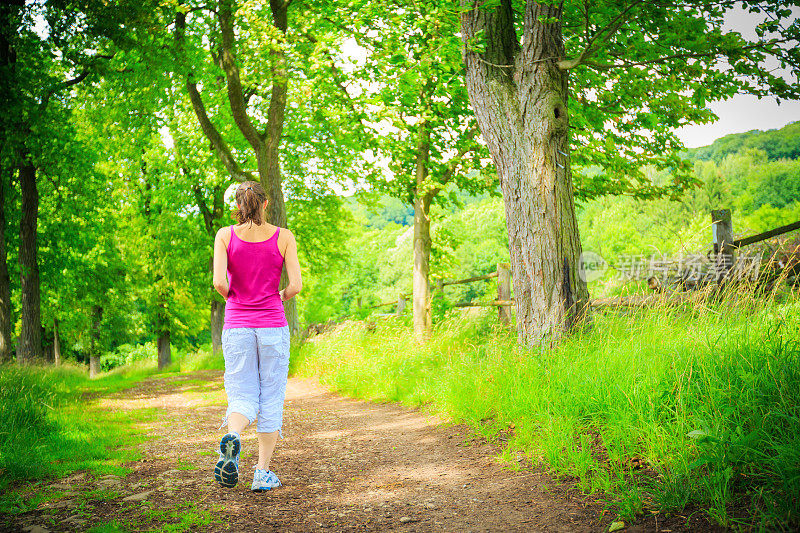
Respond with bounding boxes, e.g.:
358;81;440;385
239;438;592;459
233;181;268;226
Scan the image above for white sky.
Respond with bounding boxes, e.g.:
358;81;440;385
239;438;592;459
674;5;800;147
675;96;800;148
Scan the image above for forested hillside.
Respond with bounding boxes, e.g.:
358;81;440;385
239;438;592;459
688;120;800;162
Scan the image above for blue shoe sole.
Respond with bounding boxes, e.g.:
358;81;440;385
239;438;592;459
214;434;240;488
252;470;282;491
251;483;281;492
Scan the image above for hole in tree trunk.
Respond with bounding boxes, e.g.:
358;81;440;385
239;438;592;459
554;107;561;119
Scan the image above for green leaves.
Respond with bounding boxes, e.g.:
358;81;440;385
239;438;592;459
558;0;800;200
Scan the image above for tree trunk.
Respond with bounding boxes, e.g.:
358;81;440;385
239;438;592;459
412;123;432;337
89;305;102;378
53;316;61;366
18;160;42;362
182;0;298;336
204;255;225;354
89;353;100;377
461;0;589;346
211;299;225;355
156;296;171;370
497;262;512;325
253;1;298;336
0;165;11;363
0;3;17;363
256;144;299;336
158;332;171;370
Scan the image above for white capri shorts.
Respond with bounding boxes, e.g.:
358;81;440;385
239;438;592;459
221;325;290;436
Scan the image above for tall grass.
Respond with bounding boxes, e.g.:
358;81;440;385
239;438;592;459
0;361;165;512
291;290;800;530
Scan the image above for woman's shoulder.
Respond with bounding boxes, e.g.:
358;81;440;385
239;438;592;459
215;225;233;243
276;226;295;242
276;226;295;256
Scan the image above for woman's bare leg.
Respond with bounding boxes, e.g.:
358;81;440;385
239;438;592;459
257;431;279;470
227;412;249;435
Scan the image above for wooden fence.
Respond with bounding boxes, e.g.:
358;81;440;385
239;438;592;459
360;263;513;323
362;209;800;322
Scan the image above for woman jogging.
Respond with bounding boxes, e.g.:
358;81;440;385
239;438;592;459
211;181;302;491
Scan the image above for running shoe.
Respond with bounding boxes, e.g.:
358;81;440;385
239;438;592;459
251;467;282;491
214;433;241;488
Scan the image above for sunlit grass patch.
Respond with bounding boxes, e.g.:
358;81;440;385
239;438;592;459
178;345;224;372
86;521;129;533
292;289;800;529
0;363;162;513
140;501;217;532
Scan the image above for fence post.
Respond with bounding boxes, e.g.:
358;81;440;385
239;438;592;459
435;279;444;301
497;262;511;324
711;209;735;282
396;293;406;317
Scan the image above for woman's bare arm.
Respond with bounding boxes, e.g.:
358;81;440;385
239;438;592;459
280;229;302;301
213;227;230;300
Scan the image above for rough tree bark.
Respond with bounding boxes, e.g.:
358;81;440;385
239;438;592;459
412;123;432;337
18;159;42;362
461;0;589;346
179;0;298;334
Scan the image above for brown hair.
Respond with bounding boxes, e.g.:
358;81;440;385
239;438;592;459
233;181;268;225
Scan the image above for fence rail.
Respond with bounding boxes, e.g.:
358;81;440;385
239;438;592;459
361;209;799;323
732;219;800;249
442;272;498;286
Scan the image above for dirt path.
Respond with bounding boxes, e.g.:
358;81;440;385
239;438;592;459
6;371;686;532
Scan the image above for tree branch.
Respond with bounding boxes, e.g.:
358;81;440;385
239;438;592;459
39;53;114;110
461;0;520;80
218;0;262;152
212;183;225;220
192;183;215;235
177;8;255;182
580;38;791;71
262;0;289;152
557;0;646;70
186;80;256;182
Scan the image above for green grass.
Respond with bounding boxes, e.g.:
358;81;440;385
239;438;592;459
85;522;129;533
142;501;217;532
175;460;199;471
177;344;225;372
0;361;165;513
291;290;800;530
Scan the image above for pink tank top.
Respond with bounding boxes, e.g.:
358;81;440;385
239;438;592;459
223;225;288;329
